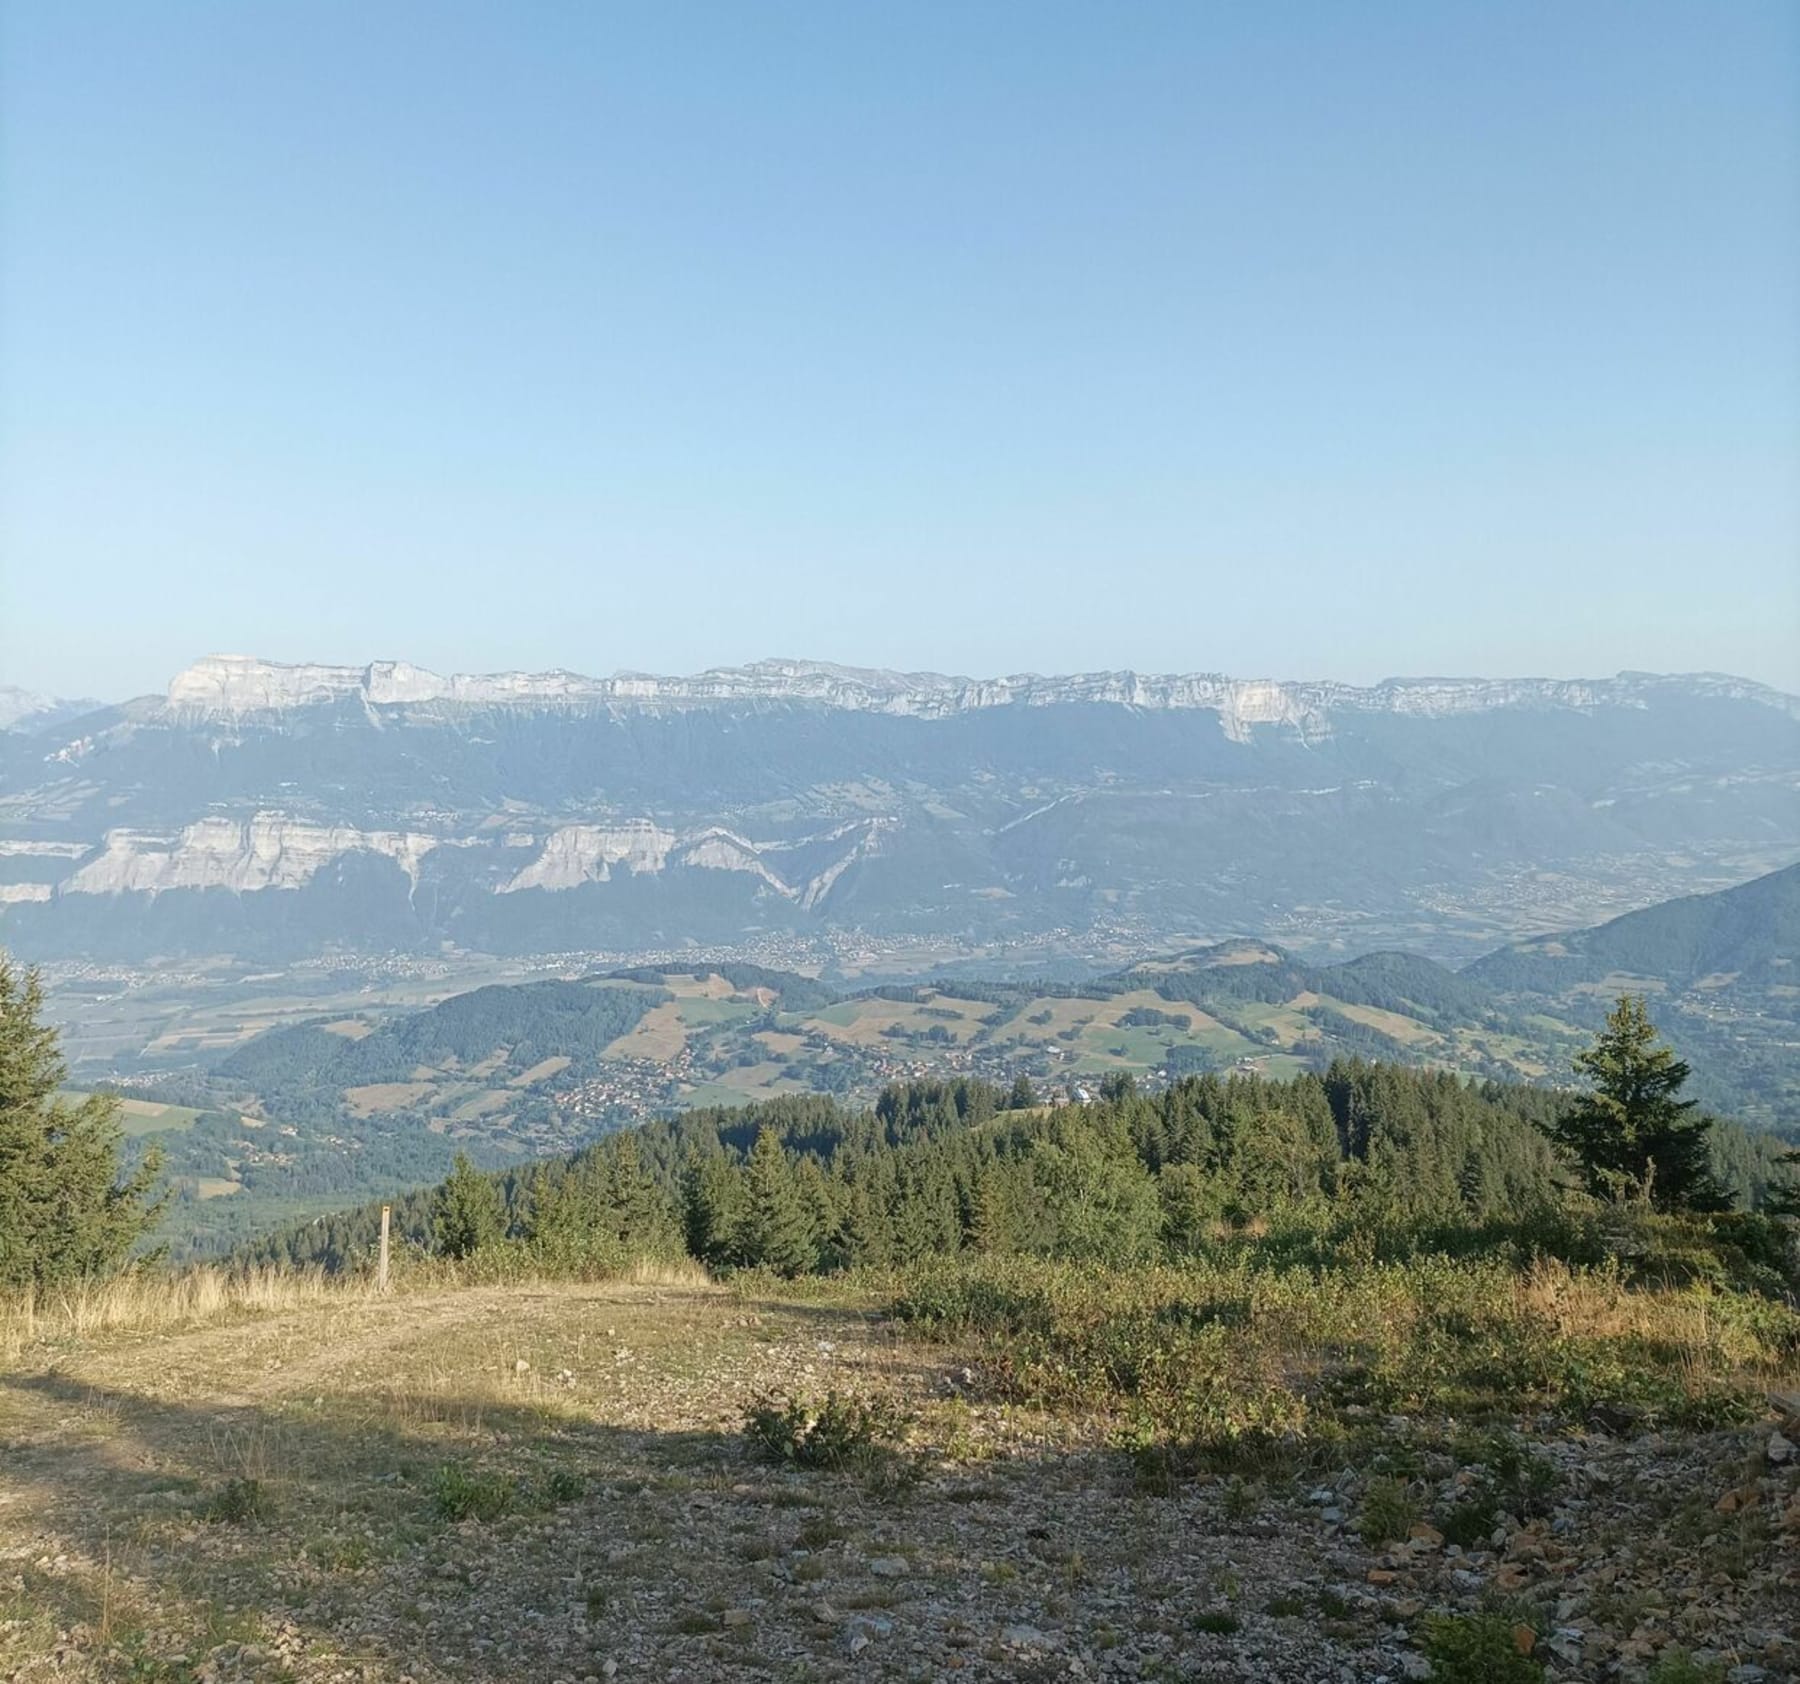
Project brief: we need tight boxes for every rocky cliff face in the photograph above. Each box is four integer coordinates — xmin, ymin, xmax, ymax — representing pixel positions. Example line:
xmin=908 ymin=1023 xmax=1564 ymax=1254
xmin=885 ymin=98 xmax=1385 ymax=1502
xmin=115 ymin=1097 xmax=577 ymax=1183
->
xmin=157 ymin=654 xmax=1800 ymax=738
xmin=62 ymin=815 xmax=444 ymax=896
xmin=3 ymin=656 xmax=1795 ymax=964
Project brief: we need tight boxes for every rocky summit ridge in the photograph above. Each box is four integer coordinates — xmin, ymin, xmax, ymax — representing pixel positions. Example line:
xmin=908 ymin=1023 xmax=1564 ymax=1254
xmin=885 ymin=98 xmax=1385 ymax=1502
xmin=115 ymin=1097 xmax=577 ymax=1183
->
xmin=161 ymin=653 xmax=1800 ymax=738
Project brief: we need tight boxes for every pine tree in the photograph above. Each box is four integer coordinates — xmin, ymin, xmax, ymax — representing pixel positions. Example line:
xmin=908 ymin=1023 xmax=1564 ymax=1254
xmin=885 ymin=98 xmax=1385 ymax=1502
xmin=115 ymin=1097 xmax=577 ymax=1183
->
xmin=1761 ymin=1146 xmax=1800 ymax=1219
xmin=1547 ymin=996 xmax=1727 ymax=1212
xmin=525 ymin=1160 xmax=604 ymax=1269
xmin=602 ymin=1133 xmax=678 ymax=1256
xmin=1006 ymin=1073 xmax=1038 ymax=1111
xmin=840 ymin=1171 xmax=896 ymax=1269
xmin=434 ymin=1150 xmax=504 ymax=1258
xmin=739 ymin=1127 xmax=817 ymax=1276
xmin=0 ymin=956 xmax=164 ymax=1290
xmin=681 ymin=1147 xmax=745 ymax=1267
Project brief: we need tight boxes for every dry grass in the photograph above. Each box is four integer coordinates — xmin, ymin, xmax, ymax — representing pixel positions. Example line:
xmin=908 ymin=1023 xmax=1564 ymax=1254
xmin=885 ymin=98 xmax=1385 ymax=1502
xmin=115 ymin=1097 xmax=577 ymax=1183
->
xmin=1 ymin=1254 xmax=713 ymax=1365
xmin=0 ymin=1265 xmax=352 ymax=1361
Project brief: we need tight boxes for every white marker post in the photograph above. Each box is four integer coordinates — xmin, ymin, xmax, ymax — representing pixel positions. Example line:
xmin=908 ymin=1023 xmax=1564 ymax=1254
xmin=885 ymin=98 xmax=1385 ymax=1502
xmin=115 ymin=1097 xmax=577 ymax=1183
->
xmin=378 ymin=1204 xmax=391 ymax=1294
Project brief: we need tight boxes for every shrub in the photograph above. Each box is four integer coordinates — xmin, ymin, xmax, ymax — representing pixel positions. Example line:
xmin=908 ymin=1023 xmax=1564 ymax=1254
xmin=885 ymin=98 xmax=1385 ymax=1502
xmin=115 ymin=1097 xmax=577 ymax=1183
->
xmin=1190 ymin=1611 xmax=1240 ymax=1634
xmin=431 ymin=1462 xmax=514 ymax=1523
xmin=742 ymin=1390 xmax=905 ymax=1470
xmin=1439 ymin=1430 xmax=1559 ymax=1546
xmin=1221 ymin=1476 xmax=1260 ymax=1520
xmin=202 ymin=1476 xmax=272 ymax=1525
xmin=1358 ymin=1476 xmax=1420 ymax=1546
xmin=540 ymin=1467 xmax=585 ymax=1505
xmin=1438 ymin=1491 xmax=1500 ymax=1549
xmin=1421 ymin=1614 xmax=1545 ymax=1683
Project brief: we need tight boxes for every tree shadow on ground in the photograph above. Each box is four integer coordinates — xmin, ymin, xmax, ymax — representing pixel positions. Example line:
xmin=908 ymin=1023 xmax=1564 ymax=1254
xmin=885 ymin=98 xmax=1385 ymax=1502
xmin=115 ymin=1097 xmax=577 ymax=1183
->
xmin=2 ymin=1367 xmax=832 ymax=1683
xmin=0 ymin=1313 xmax=1398 ymax=1684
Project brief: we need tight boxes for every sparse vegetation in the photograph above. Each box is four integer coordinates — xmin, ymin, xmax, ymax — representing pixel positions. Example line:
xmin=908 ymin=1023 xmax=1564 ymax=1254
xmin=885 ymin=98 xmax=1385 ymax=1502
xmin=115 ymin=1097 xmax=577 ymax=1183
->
xmin=430 ymin=1461 xmax=515 ymax=1523
xmin=201 ymin=1476 xmax=273 ymax=1525
xmin=742 ymin=1389 xmax=906 ymax=1470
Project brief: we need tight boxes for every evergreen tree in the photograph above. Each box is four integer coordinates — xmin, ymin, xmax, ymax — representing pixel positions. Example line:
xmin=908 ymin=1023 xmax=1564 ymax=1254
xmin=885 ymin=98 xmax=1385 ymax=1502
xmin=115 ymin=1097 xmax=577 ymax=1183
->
xmin=0 ymin=956 xmax=164 ymax=1290
xmin=433 ymin=1150 xmax=504 ymax=1258
xmin=739 ymin=1127 xmax=818 ymax=1276
xmin=1761 ymin=1145 xmax=1800 ymax=1219
xmin=681 ymin=1147 xmax=745 ymax=1267
xmin=1547 ymin=997 xmax=1727 ymax=1212
xmin=602 ymin=1133 xmax=679 ymax=1256
xmin=1006 ymin=1073 xmax=1038 ymax=1110
xmin=840 ymin=1170 xmax=896 ymax=1269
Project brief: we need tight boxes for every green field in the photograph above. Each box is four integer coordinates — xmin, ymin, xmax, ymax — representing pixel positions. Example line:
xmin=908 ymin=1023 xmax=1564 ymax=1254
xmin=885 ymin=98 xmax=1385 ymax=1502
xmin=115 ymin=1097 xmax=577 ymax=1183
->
xmin=63 ymin=1092 xmax=203 ymax=1137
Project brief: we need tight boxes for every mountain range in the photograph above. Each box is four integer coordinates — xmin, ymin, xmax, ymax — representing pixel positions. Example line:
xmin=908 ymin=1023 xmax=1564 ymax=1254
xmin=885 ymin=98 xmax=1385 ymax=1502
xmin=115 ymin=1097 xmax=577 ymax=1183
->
xmin=3 ymin=654 xmax=1797 ymax=965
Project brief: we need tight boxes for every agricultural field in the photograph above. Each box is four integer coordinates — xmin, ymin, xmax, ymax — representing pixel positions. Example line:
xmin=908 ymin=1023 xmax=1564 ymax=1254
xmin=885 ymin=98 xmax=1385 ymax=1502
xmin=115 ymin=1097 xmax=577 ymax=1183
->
xmin=62 ymin=1092 xmax=204 ymax=1137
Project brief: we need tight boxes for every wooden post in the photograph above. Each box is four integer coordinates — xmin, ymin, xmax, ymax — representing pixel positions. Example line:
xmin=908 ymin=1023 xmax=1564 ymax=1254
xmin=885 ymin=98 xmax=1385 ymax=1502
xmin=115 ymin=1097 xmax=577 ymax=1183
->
xmin=378 ymin=1204 xmax=391 ymax=1294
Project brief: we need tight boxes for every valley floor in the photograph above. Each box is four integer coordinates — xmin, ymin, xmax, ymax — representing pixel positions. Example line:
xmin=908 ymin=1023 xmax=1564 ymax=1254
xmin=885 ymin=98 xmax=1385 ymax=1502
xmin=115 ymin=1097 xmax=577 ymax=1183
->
xmin=1 ymin=1279 xmax=1795 ymax=1683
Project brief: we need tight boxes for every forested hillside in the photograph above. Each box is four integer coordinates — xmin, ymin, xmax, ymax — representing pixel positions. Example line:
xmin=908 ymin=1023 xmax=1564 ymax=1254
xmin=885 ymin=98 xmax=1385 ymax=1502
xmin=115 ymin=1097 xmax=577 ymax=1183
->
xmin=245 ymin=1064 xmax=1799 ymax=1279
xmin=1471 ymin=862 xmax=1800 ymax=991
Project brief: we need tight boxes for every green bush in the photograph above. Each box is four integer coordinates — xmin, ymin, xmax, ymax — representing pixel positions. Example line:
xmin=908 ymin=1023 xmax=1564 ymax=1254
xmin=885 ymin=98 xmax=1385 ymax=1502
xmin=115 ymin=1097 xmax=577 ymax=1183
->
xmin=539 ymin=1467 xmax=585 ymax=1505
xmin=430 ymin=1462 xmax=514 ymax=1523
xmin=1358 ymin=1476 xmax=1420 ymax=1546
xmin=1421 ymin=1614 xmax=1544 ymax=1683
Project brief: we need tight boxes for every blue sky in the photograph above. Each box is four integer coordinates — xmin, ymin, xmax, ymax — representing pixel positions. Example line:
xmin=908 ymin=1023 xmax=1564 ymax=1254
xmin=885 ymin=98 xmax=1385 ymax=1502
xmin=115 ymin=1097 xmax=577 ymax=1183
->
xmin=2 ymin=1 xmax=1796 ymax=700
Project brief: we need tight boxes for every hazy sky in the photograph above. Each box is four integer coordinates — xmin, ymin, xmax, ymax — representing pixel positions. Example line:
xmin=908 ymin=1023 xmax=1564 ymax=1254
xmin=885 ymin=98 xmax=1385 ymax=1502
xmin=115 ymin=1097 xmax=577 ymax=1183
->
xmin=3 ymin=1 xmax=1797 ymax=701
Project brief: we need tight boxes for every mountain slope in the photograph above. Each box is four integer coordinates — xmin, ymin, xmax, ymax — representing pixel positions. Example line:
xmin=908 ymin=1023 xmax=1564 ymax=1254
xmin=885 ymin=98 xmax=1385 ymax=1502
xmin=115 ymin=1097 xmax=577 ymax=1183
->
xmin=1469 ymin=862 xmax=1800 ymax=991
xmin=0 ymin=686 xmax=106 ymax=733
xmin=1468 ymin=862 xmax=1800 ymax=1127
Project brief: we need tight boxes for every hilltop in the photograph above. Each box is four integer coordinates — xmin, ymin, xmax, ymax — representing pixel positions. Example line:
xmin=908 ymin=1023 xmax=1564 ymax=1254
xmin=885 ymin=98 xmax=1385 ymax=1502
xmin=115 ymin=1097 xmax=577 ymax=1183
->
xmin=3 ymin=1259 xmax=1797 ymax=1684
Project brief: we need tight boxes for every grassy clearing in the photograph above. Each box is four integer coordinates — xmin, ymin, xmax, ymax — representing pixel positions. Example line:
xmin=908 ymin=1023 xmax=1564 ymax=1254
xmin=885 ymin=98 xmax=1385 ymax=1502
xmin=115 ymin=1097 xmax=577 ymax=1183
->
xmin=603 ymin=998 xmax=689 ymax=1060
xmin=0 ymin=1264 xmax=352 ymax=1361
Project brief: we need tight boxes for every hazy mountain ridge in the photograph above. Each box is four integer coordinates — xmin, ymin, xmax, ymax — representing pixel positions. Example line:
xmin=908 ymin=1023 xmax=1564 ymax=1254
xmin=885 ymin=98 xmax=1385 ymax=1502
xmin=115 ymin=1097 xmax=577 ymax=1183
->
xmin=158 ymin=652 xmax=1800 ymax=730
xmin=3 ymin=655 xmax=1796 ymax=965
xmin=0 ymin=685 xmax=106 ymax=734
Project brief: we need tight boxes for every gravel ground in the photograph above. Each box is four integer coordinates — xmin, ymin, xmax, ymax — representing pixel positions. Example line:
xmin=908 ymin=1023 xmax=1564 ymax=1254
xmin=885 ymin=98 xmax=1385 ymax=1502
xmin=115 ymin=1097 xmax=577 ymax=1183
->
xmin=1 ymin=1281 xmax=1794 ymax=1683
